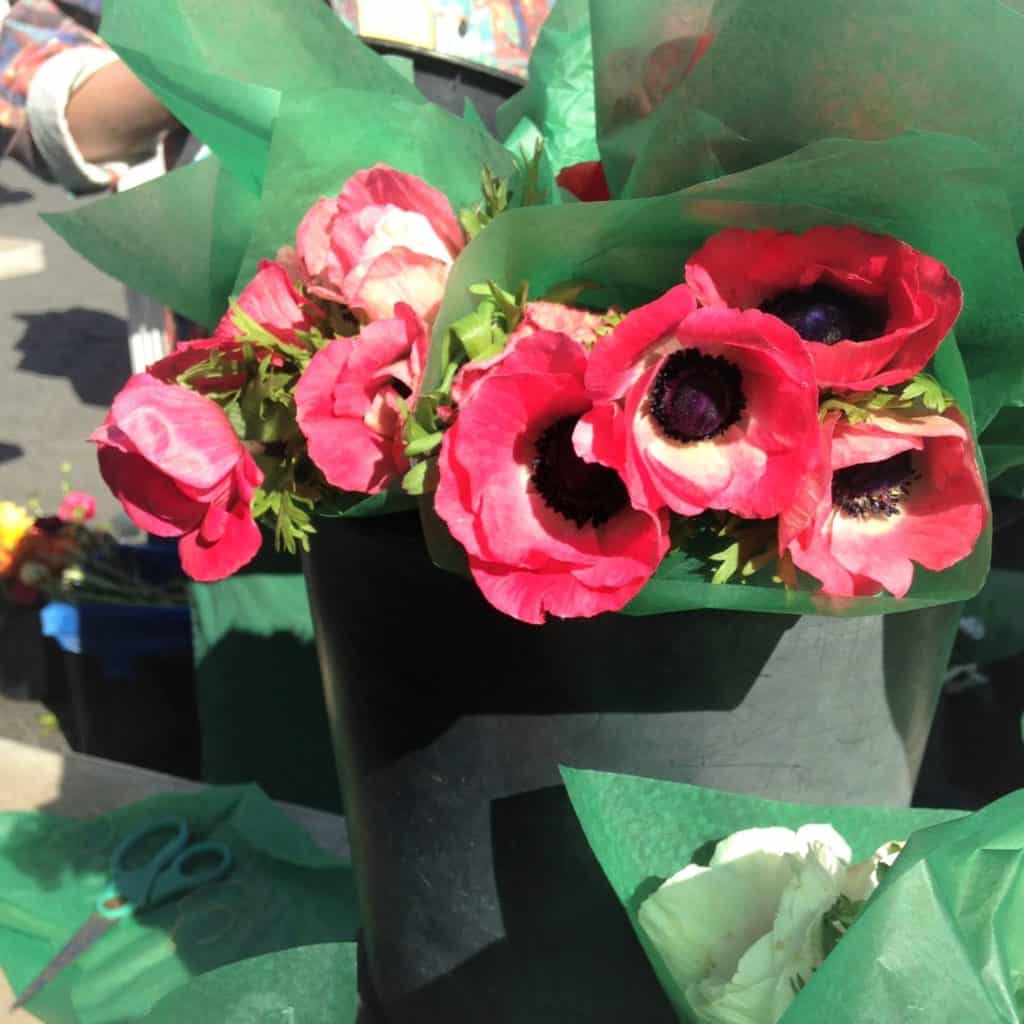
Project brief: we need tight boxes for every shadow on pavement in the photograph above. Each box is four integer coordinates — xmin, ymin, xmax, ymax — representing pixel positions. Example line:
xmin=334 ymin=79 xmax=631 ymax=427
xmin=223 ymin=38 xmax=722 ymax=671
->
xmin=0 ymin=183 xmax=33 ymax=205
xmin=0 ymin=442 xmax=24 ymax=463
xmin=13 ymin=308 xmax=130 ymax=407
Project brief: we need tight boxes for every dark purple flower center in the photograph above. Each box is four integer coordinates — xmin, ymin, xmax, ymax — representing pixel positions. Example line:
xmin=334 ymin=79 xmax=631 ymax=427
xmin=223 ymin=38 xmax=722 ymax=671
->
xmin=760 ymin=284 xmax=887 ymax=345
xmin=531 ymin=415 xmax=630 ymax=528
xmin=650 ymin=349 xmax=745 ymax=442
xmin=832 ymin=450 xmax=916 ymax=518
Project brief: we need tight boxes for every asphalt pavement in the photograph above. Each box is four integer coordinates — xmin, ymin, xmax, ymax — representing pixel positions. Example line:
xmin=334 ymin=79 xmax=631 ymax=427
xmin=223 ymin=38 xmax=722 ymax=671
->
xmin=1 ymin=158 xmax=130 ymax=522
xmin=1 ymin=157 xmax=135 ymax=755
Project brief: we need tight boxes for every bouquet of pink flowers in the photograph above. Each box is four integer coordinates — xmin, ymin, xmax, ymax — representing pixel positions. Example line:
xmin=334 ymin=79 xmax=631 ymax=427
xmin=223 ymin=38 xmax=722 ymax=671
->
xmin=88 ymin=158 xmax=988 ymax=623
xmin=53 ymin=0 xmax=1024 ymax=625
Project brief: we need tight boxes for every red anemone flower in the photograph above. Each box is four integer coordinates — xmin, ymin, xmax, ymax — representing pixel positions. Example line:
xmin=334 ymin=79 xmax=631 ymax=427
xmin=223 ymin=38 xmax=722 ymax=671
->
xmin=685 ymin=226 xmax=962 ymax=391
xmin=556 ymin=161 xmax=611 ymax=202
xmin=585 ymin=285 xmax=820 ymax=519
xmin=780 ymin=410 xmax=987 ymax=598
xmin=436 ymin=330 xmax=669 ymax=624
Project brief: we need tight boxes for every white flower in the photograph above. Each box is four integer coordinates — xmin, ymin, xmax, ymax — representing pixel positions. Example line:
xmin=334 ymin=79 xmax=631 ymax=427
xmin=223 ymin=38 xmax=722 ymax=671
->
xmin=841 ymin=840 xmax=905 ymax=903
xmin=638 ymin=826 xmax=902 ymax=1024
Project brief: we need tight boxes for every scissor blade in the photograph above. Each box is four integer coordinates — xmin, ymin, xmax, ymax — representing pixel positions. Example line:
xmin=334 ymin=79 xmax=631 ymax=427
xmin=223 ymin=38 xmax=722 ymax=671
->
xmin=10 ymin=913 xmax=117 ymax=1010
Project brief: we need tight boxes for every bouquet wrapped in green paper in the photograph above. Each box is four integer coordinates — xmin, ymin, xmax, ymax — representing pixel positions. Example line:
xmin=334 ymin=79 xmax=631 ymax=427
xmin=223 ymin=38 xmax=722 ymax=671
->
xmin=49 ymin=0 xmax=1024 ymax=623
xmin=563 ymin=768 xmax=1024 ymax=1023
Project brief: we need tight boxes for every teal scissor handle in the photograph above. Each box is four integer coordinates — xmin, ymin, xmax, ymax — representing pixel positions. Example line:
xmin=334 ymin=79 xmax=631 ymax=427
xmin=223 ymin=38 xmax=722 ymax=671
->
xmin=97 ymin=817 xmax=233 ymax=919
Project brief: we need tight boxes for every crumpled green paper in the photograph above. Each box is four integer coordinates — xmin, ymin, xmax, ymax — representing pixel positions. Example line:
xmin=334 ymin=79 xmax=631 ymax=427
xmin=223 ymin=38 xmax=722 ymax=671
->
xmin=496 ymin=0 xmax=598 ymax=202
xmin=589 ymin=0 xmax=1024 ymax=223
xmin=0 ymin=786 xmax=358 ymax=1023
xmin=562 ymin=766 xmax=1019 ymax=1023
xmin=43 ymin=156 xmax=257 ymax=330
xmin=139 ymin=943 xmax=358 ymax=1024
xmin=234 ymin=87 xmax=513 ymax=291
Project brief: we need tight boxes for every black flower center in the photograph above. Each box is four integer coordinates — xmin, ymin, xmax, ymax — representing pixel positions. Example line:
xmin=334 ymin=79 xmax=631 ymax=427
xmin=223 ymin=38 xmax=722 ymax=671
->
xmin=650 ymin=349 xmax=745 ymax=442
xmin=531 ymin=416 xmax=630 ymax=528
xmin=832 ymin=450 xmax=916 ymax=518
xmin=389 ymin=377 xmax=412 ymax=400
xmin=760 ymin=284 xmax=887 ymax=345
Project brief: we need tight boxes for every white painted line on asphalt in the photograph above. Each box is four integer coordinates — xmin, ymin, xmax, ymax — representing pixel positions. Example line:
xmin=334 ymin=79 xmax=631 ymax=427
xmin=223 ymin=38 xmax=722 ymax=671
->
xmin=0 ymin=237 xmax=46 ymax=281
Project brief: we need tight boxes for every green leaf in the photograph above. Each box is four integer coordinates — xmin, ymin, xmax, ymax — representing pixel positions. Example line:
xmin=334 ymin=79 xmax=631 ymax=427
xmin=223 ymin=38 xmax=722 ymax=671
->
xmin=450 ymin=301 xmax=502 ymax=361
xmin=514 ymin=138 xmax=549 ymax=208
xmin=822 ymin=894 xmax=867 ymax=958
xmin=819 ymin=397 xmax=873 ymax=424
xmin=229 ymin=302 xmax=286 ymax=350
xmin=223 ymin=397 xmax=246 ymax=437
xmin=404 ymin=432 xmax=443 ymax=458
xmin=900 ymin=373 xmax=955 ymax=413
xmin=458 ymin=164 xmax=513 ymax=240
xmin=709 ymin=541 xmax=741 ymax=585
xmin=483 ymin=279 xmax=528 ymax=333
xmin=401 ymin=460 xmax=430 ymax=496
xmin=651 ymin=548 xmax=707 ymax=582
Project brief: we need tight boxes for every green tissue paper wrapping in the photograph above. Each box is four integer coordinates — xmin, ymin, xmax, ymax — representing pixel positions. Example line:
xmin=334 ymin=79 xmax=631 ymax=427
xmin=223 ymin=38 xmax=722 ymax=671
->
xmin=0 ymin=786 xmax=358 ymax=1023
xmin=139 ymin=943 xmax=358 ymax=1024
xmin=588 ymin=0 xmax=1024 ymax=219
xmin=496 ymin=0 xmax=598 ymax=202
xmin=44 ymin=157 xmax=258 ymax=331
xmin=563 ymin=768 xmax=1024 ymax=1023
xmin=235 ymin=86 xmax=513 ymax=291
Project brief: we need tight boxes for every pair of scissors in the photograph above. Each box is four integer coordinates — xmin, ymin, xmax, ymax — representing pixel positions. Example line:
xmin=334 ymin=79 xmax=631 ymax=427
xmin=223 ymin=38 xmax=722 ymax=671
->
xmin=11 ymin=817 xmax=233 ymax=1010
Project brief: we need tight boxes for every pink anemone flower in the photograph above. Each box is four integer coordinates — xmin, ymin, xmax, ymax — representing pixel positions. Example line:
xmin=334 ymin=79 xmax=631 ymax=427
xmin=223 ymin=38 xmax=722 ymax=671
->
xmin=280 ymin=164 xmax=463 ymax=324
xmin=91 ymin=375 xmax=263 ymax=581
xmin=685 ymin=225 xmax=962 ymax=391
xmin=585 ymin=285 xmax=820 ymax=519
xmin=295 ymin=304 xmax=429 ymax=494
xmin=435 ymin=330 xmax=669 ymax=624
xmin=780 ymin=410 xmax=987 ymax=598
xmin=57 ymin=491 xmax=96 ymax=523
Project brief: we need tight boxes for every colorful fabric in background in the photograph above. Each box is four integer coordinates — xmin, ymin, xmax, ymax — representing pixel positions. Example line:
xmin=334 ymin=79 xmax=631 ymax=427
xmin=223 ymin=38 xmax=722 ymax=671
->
xmin=0 ymin=0 xmax=104 ymax=177
xmin=329 ymin=0 xmax=551 ymax=77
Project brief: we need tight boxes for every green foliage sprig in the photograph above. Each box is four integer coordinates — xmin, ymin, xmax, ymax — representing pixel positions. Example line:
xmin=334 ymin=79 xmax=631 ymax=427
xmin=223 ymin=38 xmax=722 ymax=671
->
xmin=820 ymin=372 xmax=956 ymax=423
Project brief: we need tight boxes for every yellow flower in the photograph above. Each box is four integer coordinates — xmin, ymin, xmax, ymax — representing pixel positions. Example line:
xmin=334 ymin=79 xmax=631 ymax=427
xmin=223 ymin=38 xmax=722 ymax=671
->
xmin=0 ymin=502 xmax=34 ymax=576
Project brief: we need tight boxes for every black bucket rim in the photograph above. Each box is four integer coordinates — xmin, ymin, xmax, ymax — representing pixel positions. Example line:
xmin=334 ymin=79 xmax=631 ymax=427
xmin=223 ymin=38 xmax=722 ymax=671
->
xmin=365 ymin=38 xmax=524 ymax=98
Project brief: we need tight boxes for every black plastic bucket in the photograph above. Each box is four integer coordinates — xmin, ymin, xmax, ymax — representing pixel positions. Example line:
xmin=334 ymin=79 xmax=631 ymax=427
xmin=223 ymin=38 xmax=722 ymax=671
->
xmin=303 ymin=512 xmax=960 ymax=1023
